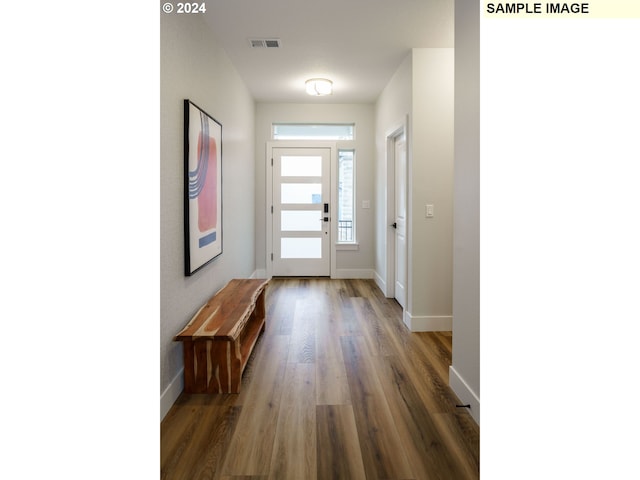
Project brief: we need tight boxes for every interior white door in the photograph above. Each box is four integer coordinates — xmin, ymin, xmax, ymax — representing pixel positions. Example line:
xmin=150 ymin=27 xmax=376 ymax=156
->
xmin=272 ymin=147 xmax=331 ymax=276
xmin=394 ymin=135 xmax=407 ymax=308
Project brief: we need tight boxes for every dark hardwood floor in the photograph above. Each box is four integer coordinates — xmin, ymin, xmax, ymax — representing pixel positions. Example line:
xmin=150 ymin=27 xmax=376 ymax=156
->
xmin=161 ymin=278 xmax=479 ymax=479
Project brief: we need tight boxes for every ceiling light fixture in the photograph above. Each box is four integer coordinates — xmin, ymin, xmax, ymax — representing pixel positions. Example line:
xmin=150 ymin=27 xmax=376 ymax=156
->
xmin=305 ymin=78 xmax=333 ymax=96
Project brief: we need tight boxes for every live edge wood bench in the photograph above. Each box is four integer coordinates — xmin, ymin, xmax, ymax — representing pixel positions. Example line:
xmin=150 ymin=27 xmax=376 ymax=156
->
xmin=174 ymin=279 xmax=269 ymax=394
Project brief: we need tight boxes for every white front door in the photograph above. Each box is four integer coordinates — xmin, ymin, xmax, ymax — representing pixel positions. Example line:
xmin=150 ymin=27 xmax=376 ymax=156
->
xmin=272 ymin=147 xmax=331 ymax=276
xmin=394 ymin=135 xmax=407 ymax=308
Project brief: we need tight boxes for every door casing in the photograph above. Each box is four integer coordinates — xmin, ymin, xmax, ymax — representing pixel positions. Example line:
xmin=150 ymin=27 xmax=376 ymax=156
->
xmin=393 ymin=134 xmax=407 ymax=308
xmin=385 ymin=117 xmax=409 ymax=314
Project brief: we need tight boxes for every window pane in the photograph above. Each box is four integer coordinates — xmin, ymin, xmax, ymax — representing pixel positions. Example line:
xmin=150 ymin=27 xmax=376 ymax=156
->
xmin=281 ymin=156 xmax=322 ymax=177
xmin=273 ymin=124 xmax=354 ymax=140
xmin=338 ymin=150 xmax=355 ymax=242
xmin=281 ymin=211 xmax=322 ymax=231
xmin=281 ymin=238 xmax=322 ymax=258
xmin=281 ymin=183 xmax=322 ymax=204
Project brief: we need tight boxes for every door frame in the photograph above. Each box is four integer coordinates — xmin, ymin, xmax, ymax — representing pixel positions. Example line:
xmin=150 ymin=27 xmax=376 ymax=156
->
xmin=266 ymin=141 xmax=337 ymax=279
xmin=385 ymin=117 xmax=409 ymax=305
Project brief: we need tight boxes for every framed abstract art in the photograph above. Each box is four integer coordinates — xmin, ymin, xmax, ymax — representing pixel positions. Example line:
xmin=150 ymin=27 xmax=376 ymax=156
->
xmin=184 ymin=100 xmax=222 ymax=276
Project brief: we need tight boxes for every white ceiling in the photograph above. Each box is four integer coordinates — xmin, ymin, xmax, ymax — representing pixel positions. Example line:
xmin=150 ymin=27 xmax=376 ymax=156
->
xmin=202 ymin=0 xmax=453 ymax=104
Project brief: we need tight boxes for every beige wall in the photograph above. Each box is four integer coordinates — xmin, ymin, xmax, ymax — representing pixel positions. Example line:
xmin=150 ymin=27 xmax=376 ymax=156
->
xmin=254 ymin=103 xmax=375 ymax=276
xmin=374 ymin=49 xmax=455 ymax=331
xmin=160 ymin=13 xmax=256 ymax=418
xmin=374 ymin=54 xmax=412 ymax=290
xmin=451 ymin=0 xmax=481 ymax=424
xmin=408 ymin=48 xmax=455 ymax=329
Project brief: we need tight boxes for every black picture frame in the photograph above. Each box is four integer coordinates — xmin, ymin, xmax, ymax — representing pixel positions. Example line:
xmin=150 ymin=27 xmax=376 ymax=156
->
xmin=184 ymin=99 xmax=223 ymax=276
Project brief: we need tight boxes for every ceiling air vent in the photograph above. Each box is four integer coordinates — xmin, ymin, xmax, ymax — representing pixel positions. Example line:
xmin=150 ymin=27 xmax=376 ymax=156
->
xmin=249 ymin=38 xmax=281 ymax=48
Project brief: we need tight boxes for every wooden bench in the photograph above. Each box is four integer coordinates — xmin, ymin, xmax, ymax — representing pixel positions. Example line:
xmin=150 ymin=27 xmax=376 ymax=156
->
xmin=174 ymin=278 xmax=269 ymax=394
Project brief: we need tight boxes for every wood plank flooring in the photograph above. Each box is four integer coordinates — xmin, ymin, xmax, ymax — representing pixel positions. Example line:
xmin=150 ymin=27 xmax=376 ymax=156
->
xmin=161 ymin=278 xmax=479 ymax=479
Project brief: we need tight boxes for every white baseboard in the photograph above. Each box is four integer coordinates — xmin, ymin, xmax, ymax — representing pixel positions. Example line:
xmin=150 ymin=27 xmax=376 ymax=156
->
xmin=332 ymin=268 xmax=374 ymax=279
xmin=449 ymin=365 xmax=480 ymax=425
xmin=403 ymin=312 xmax=452 ymax=331
xmin=160 ymin=368 xmax=184 ymax=421
xmin=374 ymin=271 xmax=387 ymax=295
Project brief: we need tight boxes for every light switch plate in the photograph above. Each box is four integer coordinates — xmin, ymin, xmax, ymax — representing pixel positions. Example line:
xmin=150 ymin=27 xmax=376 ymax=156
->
xmin=426 ymin=204 xmax=434 ymax=217
xmin=362 ymin=200 xmax=370 ymax=209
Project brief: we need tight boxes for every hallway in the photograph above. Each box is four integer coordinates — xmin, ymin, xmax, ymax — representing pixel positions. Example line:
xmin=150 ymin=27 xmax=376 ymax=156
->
xmin=161 ymin=278 xmax=479 ymax=479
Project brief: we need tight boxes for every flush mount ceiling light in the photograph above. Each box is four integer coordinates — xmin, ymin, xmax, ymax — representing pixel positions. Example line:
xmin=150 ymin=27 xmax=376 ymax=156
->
xmin=305 ymin=78 xmax=333 ymax=96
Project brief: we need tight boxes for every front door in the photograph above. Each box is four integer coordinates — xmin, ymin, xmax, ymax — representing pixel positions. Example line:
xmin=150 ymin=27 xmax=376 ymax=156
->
xmin=272 ymin=147 xmax=331 ymax=276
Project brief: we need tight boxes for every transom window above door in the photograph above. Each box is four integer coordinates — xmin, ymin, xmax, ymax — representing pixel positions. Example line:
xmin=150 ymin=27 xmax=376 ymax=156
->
xmin=272 ymin=123 xmax=354 ymax=140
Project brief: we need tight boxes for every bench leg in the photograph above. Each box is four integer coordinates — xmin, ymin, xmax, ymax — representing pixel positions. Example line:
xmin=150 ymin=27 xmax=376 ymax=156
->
xmin=181 ymin=340 xmax=209 ymax=393
xmin=182 ymin=340 xmax=243 ymax=394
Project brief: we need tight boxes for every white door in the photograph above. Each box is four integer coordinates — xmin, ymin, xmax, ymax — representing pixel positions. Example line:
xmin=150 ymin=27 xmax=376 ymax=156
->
xmin=272 ymin=147 xmax=331 ymax=276
xmin=394 ymin=135 xmax=407 ymax=308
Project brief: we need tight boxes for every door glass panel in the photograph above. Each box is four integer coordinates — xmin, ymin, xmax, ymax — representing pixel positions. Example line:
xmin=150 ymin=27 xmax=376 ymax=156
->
xmin=281 ymin=183 xmax=322 ymax=204
xmin=281 ymin=238 xmax=322 ymax=258
xmin=281 ymin=211 xmax=322 ymax=231
xmin=281 ymin=156 xmax=322 ymax=177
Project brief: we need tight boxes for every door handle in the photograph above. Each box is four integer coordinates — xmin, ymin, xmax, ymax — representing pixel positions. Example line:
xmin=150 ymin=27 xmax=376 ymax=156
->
xmin=390 ymin=222 xmax=397 ymax=229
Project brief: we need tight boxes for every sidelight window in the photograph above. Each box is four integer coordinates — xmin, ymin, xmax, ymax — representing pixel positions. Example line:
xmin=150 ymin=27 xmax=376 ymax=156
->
xmin=338 ymin=149 xmax=355 ymax=243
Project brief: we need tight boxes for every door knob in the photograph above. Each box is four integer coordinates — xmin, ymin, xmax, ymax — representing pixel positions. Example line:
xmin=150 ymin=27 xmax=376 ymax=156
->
xmin=390 ymin=222 xmax=397 ymax=229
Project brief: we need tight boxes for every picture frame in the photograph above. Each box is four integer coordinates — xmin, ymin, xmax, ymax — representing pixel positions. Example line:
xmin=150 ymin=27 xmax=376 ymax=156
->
xmin=184 ymin=99 xmax=223 ymax=276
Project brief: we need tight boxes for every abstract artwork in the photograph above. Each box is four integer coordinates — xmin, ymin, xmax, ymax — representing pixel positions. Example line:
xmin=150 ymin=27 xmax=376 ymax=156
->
xmin=184 ymin=100 xmax=222 ymax=275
